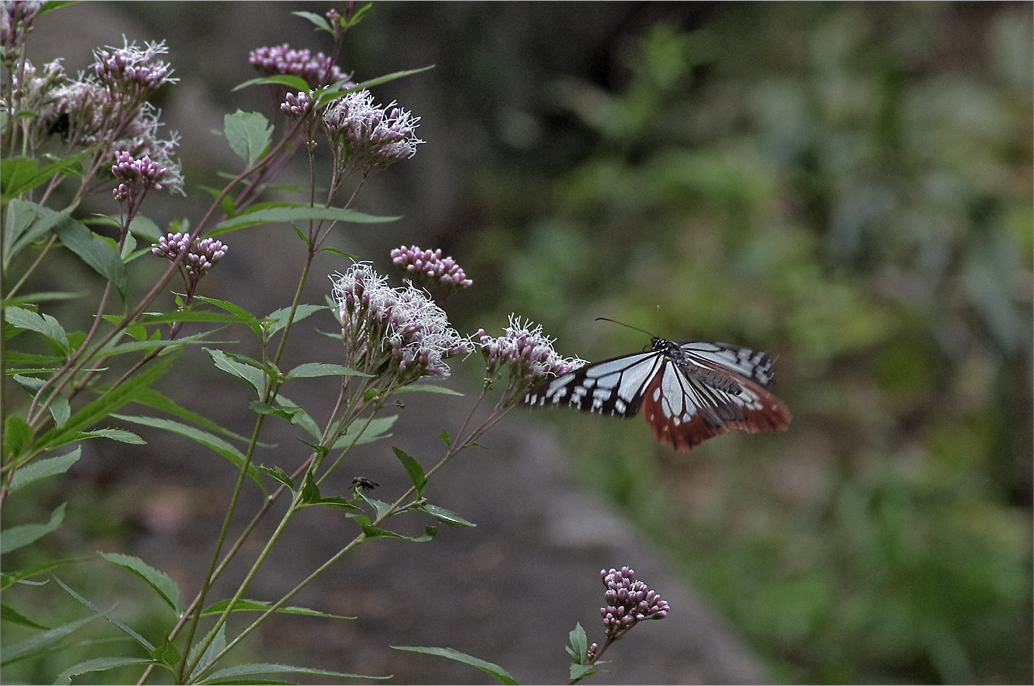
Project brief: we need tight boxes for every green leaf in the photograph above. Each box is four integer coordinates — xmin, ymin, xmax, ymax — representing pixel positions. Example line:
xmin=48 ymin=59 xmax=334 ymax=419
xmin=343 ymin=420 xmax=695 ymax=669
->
xmin=285 ymin=362 xmax=370 ymax=379
xmin=3 ymin=199 xmax=75 ymax=268
xmin=331 ymin=415 xmax=398 ymax=448
xmin=232 ymin=74 xmax=312 ymax=93
xmin=257 ymin=465 xmax=294 ymax=491
xmin=52 ymin=211 xmax=127 ymax=300
xmin=198 ymin=662 xmax=388 ymax=684
xmin=390 ymin=646 xmax=518 ymax=685
xmin=0 ymin=613 xmax=101 ymax=667
xmin=55 ymin=577 xmax=154 ymax=651
xmin=394 ymin=383 xmax=464 ymax=396
xmin=1 ymin=602 xmax=49 ymax=630
xmin=419 ymin=503 xmax=476 ymax=528
xmin=300 ymin=470 xmax=321 ymax=504
xmin=224 ymin=110 xmax=273 ymax=168
xmin=570 ymin=662 xmax=598 ymax=681
xmin=200 ymin=598 xmax=355 ymax=620
xmin=206 ymin=347 xmax=268 ymax=396
xmin=292 ymin=10 xmax=331 ymax=31
xmin=99 ymin=552 xmax=181 ymax=613
xmin=392 ymin=446 xmax=426 ymax=496
xmin=5 ymin=305 xmax=70 ymax=351
xmin=9 ymin=447 xmax=81 ymax=491
xmin=150 ymin=637 xmax=180 ymax=669
xmin=80 ymin=427 xmax=146 ymax=444
xmin=568 ymin=622 xmax=588 ymax=662
xmin=0 ymin=555 xmax=93 ymax=590
xmin=3 ymin=415 xmax=34 ymax=460
xmin=274 ymin=395 xmax=320 ymax=439
xmin=314 ymin=66 xmax=435 ymax=108
xmin=0 ymin=152 xmax=88 ymax=204
xmin=0 ymin=503 xmax=66 ymax=554
xmin=54 ymin=657 xmax=158 ymax=685
xmin=111 ymin=413 xmax=266 ymax=493
xmin=34 ymin=352 xmax=176 ymax=453
xmin=210 ymin=204 xmax=397 ymax=236
xmin=192 ymin=295 xmax=264 ymax=339
xmin=264 ymin=303 xmax=327 ymax=336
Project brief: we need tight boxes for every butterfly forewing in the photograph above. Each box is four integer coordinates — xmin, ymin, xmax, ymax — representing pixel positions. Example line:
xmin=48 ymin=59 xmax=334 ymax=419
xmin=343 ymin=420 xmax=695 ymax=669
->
xmin=524 ymin=351 xmax=662 ymax=417
xmin=521 ymin=336 xmax=791 ymax=451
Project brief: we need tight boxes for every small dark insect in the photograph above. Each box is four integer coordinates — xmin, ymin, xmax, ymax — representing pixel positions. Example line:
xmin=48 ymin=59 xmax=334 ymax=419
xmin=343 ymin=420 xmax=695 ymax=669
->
xmin=352 ymin=477 xmax=378 ymax=492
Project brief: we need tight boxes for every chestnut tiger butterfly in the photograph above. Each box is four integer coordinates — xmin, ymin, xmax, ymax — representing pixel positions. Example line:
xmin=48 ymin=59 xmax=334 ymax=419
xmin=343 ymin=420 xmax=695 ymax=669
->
xmin=521 ymin=320 xmax=791 ymax=451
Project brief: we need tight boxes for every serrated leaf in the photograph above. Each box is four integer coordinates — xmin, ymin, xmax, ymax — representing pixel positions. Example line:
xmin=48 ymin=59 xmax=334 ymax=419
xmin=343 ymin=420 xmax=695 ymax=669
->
xmin=570 ymin=662 xmax=598 ymax=681
xmin=5 ymin=305 xmax=70 ymax=351
xmin=257 ymin=465 xmax=295 ymax=491
xmin=224 ymin=110 xmax=272 ymax=168
xmin=80 ymin=427 xmax=146 ymax=444
xmin=0 ymin=503 xmax=66 ymax=554
xmin=331 ymin=414 xmax=397 ymax=448
xmin=392 ymin=446 xmax=426 ymax=496
xmin=9 ymin=447 xmax=81 ymax=491
xmin=300 ymin=470 xmax=321 ymax=504
xmin=99 ymin=552 xmax=180 ymax=613
xmin=3 ymin=199 xmax=79 ymax=268
xmin=197 ymin=662 xmax=388 ymax=684
xmin=34 ymin=350 xmax=176 ymax=453
xmin=200 ymin=599 xmax=355 ymax=620
xmin=210 ymin=204 xmax=397 ymax=236
xmin=264 ymin=303 xmax=327 ymax=336
xmin=54 ymin=657 xmax=157 ymax=685
xmin=111 ymin=413 xmax=266 ymax=493
xmin=3 ymin=415 xmax=33 ymax=459
xmin=206 ymin=347 xmax=268 ymax=396
xmin=55 ymin=577 xmax=156 ymax=653
xmin=419 ymin=503 xmax=475 ymax=528
xmin=150 ymin=637 xmax=180 ymax=669
xmin=52 ymin=212 xmax=127 ymax=299
xmin=394 ymin=383 xmax=464 ymax=396
xmin=0 ymin=613 xmax=101 ymax=667
xmin=1 ymin=602 xmax=49 ymax=630
xmin=390 ymin=646 xmax=517 ymax=685
xmin=568 ymin=622 xmax=588 ymax=662
xmin=285 ymin=362 xmax=370 ymax=379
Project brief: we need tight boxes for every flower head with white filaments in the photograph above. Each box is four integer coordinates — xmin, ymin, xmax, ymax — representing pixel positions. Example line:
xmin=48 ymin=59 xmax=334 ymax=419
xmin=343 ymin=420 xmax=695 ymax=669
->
xmin=323 ymin=89 xmax=424 ymax=177
xmin=473 ymin=315 xmax=585 ymax=408
xmin=331 ymin=262 xmax=469 ymax=388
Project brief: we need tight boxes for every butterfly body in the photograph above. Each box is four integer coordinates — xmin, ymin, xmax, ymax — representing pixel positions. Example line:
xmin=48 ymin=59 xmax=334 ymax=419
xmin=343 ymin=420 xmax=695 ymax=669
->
xmin=522 ymin=337 xmax=791 ymax=451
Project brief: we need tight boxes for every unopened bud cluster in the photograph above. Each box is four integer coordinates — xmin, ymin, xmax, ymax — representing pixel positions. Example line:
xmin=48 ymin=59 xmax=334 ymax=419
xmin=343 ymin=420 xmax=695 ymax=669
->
xmin=152 ymin=233 xmax=227 ymax=293
xmin=249 ymin=43 xmax=348 ymax=89
xmin=112 ymin=150 xmax=172 ymax=203
xmin=391 ymin=245 xmax=472 ymax=296
xmin=600 ymin=567 xmax=669 ymax=641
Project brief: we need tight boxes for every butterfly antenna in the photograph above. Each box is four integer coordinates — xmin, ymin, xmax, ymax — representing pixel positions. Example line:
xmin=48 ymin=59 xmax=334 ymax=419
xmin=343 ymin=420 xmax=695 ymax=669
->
xmin=595 ymin=317 xmax=657 ymax=338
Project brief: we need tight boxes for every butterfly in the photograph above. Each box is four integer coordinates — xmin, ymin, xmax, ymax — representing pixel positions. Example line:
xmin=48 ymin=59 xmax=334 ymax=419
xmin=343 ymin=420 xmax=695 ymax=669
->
xmin=522 ymin=335 xmax=791 ymax=451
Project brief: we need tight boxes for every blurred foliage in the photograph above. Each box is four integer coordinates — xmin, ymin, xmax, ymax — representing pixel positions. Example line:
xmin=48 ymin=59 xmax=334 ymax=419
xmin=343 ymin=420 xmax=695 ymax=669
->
xmin=469 ymin=3 xmax=1032 ymax=683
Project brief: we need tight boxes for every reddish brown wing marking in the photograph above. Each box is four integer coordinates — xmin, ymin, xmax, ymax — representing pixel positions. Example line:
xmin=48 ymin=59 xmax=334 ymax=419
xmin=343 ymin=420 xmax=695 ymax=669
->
xmin=641 ymin=360 xmax=791 ymax=452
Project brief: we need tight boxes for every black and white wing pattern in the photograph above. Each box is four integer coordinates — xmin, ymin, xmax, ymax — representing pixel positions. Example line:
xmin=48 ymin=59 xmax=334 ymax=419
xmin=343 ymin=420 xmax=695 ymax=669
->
xmin=521 ymin=337 xmax=791 ymax=451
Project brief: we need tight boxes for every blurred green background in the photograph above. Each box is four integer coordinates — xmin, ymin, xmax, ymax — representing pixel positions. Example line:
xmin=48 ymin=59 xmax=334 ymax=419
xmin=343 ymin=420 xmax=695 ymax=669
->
xmin=8 ymin=2 xmax=1033 ymax=684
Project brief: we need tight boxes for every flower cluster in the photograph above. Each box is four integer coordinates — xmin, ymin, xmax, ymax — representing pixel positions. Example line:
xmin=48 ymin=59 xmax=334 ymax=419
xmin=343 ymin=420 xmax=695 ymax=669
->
xmin=93 ymin=38 xmax=177 ymax=102
xmin=112 ymin=150 xmax=175 ymax=207
xmin=152 ymin=233 xmax=227 ymax=298
xmin=249 ymin=43 xmax=348 ymax=89
xmin=473 ymin=315 xmax=584 ymax=406
xmin=1 ymin=0 xmax=45 ymax=63
xmin=281 ymin=91 xmax=312 ymax=119
xmin=323 ymin=90 xmax=424 ymax=175
xmin=599 ymin=567 xmax=670 ymax=641
xmin=390 ymin=245 xmax=472 ymax=296
xmin=331 ymin=262 xmax=469 ymax=386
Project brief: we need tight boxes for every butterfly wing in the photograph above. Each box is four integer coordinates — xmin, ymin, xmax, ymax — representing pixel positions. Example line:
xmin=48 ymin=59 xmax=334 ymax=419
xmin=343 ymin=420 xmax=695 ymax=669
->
xmin=642 ymin=356 xmax=791 ymax=451
xmin=522 ymin=350 xmax=662 ymax=417
xmin=677 ymin=341 xmax=778 ymax=386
